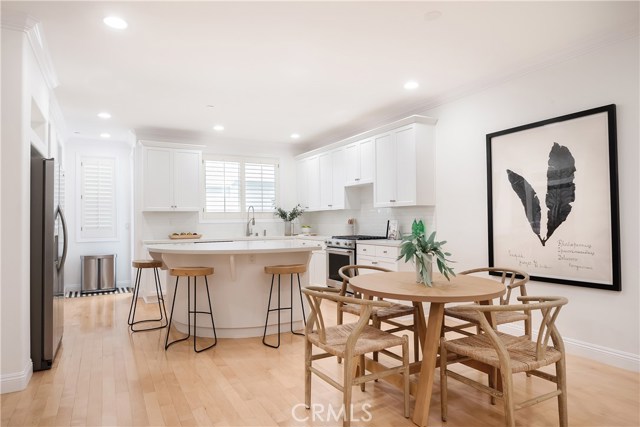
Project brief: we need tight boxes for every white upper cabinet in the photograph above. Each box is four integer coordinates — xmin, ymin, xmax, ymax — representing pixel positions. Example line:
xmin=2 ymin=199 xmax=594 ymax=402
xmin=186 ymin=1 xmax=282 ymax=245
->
xmin=373 ymin=122 xmax=435 ymax=207
xmin=142 ymin=146 xmax=201 ymax=211
xmin=318 ymin=147 xmax=346 ymax=210
xmin=297 ymin=155 xmax=320 ymax=211
xmin=344 ymin=138 xmax=374 ymax=186
xmin=296 ymin=116 xmax=436 ymax=211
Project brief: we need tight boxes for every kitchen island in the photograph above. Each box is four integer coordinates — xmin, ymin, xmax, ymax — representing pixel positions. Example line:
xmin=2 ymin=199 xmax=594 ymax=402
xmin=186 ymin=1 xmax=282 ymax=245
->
xmin=146 ymin=240 xmax=321 ymax=339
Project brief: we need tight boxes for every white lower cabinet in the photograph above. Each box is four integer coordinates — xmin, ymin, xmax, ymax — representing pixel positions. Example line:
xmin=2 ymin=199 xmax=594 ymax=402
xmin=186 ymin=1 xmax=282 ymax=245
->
xmin=309 ymin=250 xmax=327 ymax=286
xmin=357 ymin=243 xmax=412 ymax=272
xmin=298 ymin=238 xmax=327 ymax=285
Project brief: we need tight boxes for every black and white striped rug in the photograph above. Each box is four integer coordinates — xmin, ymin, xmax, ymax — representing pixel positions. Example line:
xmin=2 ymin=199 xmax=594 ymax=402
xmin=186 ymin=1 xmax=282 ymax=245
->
xmin=65 ymin=287 xmax=132 ymax=298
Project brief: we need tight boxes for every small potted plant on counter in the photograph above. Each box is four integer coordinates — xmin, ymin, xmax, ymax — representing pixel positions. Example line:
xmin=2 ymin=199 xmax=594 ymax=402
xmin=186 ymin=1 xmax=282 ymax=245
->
xmin=274 ymin=204 xmax=305 ymax=236
xmin=398 ymin=219 xmax=455 ymax=286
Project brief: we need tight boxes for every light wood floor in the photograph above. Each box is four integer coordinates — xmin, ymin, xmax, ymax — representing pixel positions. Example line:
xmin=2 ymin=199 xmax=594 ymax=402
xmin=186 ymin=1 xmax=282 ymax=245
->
xmin=1 ymin=292 xmax=638 ymax=426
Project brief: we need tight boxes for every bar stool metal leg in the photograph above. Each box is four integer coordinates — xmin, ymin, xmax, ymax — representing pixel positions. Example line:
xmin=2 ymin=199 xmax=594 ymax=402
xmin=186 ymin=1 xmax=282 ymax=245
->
xmin=129 ymin=267 xmax=168 ymax=332
xmin=262 ymin=274 xmax=281 ymax=348
xmin=263 ymin=271 xmax=306 ymax=347
xmin=165 ymin=276 xmax=190 ymax=349
xmin=290 ymin=272 xmax=305 ymax=336
xmin=165 ymin=274 xmax=217 ymax=352
xmin=193 ymin=275 xmax=217 ymax=353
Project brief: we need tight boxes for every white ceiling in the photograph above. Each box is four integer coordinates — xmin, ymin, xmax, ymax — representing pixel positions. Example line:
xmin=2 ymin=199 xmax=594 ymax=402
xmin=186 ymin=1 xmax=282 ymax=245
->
xmin=3 ymin=1 xmax=638 ymax=149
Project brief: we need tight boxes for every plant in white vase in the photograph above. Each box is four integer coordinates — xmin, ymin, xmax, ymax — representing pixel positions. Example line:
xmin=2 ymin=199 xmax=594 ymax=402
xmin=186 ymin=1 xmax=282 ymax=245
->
xmin=398 ymin=219 xmax=455 ymax=286
xmin=274 ymin=204 xmax=305 ymax=236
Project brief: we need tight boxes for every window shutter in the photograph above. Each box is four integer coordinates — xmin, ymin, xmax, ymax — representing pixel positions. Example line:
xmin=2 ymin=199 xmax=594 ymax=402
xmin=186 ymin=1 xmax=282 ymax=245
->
xmin=204 ymin=160 xmax=241 ymax=213
xmin=245 ymin=162 xmax=276 ymax=212
xmin=80 ymin=157 xmax=116 ymax=239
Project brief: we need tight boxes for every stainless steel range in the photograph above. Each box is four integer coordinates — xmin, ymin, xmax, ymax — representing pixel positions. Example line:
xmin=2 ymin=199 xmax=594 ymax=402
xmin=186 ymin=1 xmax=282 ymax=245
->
xmin=325 ymin=235 xmax=386 ymax=287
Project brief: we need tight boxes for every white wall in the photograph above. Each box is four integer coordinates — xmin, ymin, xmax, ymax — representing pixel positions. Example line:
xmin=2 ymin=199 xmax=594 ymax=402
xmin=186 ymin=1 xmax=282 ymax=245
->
xmin=421 ymin=36 xmax=639 ymax=369
xmin=0 ymin=27 xmax=33 ymax=394
xmin=302 ymin=185 xmax=436 ymax=238
xmin=64 ymin=138 xmax=133 ymax=291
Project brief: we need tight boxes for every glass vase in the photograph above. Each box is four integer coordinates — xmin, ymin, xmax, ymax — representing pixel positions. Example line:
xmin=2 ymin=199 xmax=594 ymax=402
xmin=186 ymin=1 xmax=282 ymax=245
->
xmin=415 ymin=254 xmax=433 ymax=286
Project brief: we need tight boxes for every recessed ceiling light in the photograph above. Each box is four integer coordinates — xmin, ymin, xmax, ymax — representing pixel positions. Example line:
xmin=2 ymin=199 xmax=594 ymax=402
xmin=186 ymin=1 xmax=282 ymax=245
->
xmin=103 ymin=16 xmax=128 ymax=30
xmin=97 ymin=112 xmax=111 ymax=119
xmin=213 ymin=125 xmax=224 ymax=131
xmin=100 ymin=133 xmax=111 ymax=138
xmin=424 ymin=10 xmax=443 ymax=22
xmin=290 ymin=133 xmax=300 ymax=139
xmin=404 ymin=81 xmax=419 ymax=90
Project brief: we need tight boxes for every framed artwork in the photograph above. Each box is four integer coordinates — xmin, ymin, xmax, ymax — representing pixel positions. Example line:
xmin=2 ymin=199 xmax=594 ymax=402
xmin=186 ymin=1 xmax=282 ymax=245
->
xmin=486 ymin=104 xmax=620 ymax=291
xmin=386 ymin=220 xmax=399 ymax=240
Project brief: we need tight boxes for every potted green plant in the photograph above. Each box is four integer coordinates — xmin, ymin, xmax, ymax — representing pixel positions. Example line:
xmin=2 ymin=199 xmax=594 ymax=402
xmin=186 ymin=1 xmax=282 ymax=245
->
xmin=274 ymin=204 xmax=305 ymax=236
xmin=398 ymin=219 xmax=455 ymax=286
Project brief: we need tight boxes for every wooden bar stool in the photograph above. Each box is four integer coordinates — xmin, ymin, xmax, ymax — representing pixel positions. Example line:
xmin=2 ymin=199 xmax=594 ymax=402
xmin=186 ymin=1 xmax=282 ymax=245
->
xmin=165 ymin=267 xmax=217 ymax=353
xmin=262 ymin=264 xmax=307 ymax=348
xmin=128 ymin=260 xmax=168 ymax=332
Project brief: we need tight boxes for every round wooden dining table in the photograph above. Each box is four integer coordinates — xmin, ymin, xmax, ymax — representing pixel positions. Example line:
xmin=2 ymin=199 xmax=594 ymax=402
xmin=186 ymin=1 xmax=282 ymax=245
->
xmin=349 ymin=271 xmax=506 ymax=427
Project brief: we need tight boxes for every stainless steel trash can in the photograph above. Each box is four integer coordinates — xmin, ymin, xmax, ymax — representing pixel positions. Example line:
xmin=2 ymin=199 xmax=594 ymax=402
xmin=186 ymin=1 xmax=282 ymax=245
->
xmin=81 ymin=254 xmax=116 ymax=293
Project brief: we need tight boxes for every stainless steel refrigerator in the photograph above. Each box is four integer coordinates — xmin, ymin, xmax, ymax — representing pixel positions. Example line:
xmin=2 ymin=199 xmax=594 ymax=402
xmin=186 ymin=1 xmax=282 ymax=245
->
xmin=30 ymin=150 xmax=67 ymax=371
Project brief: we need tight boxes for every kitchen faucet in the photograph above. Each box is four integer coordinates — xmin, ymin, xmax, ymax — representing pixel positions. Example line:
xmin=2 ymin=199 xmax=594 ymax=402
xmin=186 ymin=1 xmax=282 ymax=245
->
xmin=246 ymin=206 xmax=255 ymax=236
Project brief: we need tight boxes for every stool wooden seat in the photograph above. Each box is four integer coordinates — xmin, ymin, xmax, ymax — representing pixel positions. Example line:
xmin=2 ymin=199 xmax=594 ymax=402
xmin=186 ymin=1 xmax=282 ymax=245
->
xmin=165 ymin=266 xmax=217 ymax=353
xmin=132 ymin=260 xmax=163 ymax=269
xmin=262 ymin=264 xmax=307 ymax=348
xmin=170 ymin=267 xmax=215 ymax=277
xmin=128 ymin=259 xmax=168 ymax=333
xmin=264 ymin=264 xmax=307 ymax=275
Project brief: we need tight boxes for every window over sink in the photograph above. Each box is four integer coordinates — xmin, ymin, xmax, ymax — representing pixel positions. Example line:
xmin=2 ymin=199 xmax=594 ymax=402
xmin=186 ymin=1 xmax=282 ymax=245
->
xmin=202 ymin=154 xmax=279 ymax=219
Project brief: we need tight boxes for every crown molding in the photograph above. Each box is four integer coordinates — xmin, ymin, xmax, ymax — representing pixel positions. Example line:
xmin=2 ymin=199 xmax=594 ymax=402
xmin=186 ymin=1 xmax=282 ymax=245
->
xmin=1 ymin=9 xmax=59 ymax=90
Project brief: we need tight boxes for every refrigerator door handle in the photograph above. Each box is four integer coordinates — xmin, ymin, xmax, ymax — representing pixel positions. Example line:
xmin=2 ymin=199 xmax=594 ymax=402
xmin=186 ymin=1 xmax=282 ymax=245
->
xmin=56 ymin=206 xmax=68 ymax=271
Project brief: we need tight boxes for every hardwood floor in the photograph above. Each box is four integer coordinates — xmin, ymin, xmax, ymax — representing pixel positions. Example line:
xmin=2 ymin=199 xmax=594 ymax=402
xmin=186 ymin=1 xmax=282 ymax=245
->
xmin=1 ymin=292 xmax=638 ymax=426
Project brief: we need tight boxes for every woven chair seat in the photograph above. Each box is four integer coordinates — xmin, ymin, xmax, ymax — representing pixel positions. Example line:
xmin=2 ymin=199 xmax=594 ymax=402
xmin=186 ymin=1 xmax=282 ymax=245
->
xmin=306 ymin=323 xmax=406 ymax=358
xmin=341 ymin=302 xmax=415 ymax=320
xmin=444 ymin=331 xmax=562 ymax=374
xmin=445 ymin=304 xmax=529 ymax=325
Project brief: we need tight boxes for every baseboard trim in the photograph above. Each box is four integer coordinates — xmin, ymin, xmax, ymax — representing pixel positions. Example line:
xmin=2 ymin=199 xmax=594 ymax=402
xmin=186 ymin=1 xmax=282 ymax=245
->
xmin=0 ymin=359 xmax=33 ymax=394
xmin=500 ymin=324 xmax=639 ymax=372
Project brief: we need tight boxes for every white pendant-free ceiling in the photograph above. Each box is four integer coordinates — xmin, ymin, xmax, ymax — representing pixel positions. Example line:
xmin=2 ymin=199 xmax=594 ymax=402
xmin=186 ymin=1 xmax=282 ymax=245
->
xmin=3 ymin=1 xmax=638 ymax=148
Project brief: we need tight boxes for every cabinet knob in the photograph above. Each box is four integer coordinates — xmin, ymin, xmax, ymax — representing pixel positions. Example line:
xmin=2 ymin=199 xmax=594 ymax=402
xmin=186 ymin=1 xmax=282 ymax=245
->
xmin=355 ymin=178 xmax=360 ymax=181
xmin=383 ymin=250 xmax=388 ymax=254
xmin=390 ymin=199 xmax=396 ymax=202
xmin=372 ymin=261 xmax=378 ymax=265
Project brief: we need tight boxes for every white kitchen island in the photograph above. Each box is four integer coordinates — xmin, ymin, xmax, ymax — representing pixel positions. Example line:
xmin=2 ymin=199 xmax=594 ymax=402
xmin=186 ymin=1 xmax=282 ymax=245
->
xmin=146 ymin=240 xmax=321 ymax=339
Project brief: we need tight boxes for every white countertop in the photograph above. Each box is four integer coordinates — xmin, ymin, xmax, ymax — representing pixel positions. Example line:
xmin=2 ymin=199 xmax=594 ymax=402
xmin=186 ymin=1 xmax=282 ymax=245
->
xmin=146 ymin=240 xmax=322 ymax=255
xmin=358 ymin=239 xmax=404 ymax=247
xmin=144 ymin=235 xmax=328 ymax=245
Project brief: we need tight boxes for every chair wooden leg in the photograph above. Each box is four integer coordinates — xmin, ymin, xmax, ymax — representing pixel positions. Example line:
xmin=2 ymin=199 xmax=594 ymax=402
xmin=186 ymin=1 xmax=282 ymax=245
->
xmin=402 ymin=336 xmax=410 ymax=418
xmin=500 ymin=367 xmax=516 ymax=427
xmin=372 ymin=318 xmax=380 ymax=362
xmin=413 ymin=311 xmax=420 ymax=362
xmin=440 ymin=340 xmax=448 ymax=422
xmin=557 ymin=356 xmax=568 ymax=427
xmin=305 ymin=339 xmax=312 ymax=409
xmin=489 ymin=367 xmax=498 ymax=405
xmin=359 ymin=355 xmax=366 ymax=392
xmin=343 ymin=356 xmax=355 ymax=427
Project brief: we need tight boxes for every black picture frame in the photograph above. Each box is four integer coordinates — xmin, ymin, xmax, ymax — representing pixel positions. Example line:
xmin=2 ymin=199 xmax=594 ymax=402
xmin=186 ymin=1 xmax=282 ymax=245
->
xmin=486 ymin=104 xmax=620 ymax=291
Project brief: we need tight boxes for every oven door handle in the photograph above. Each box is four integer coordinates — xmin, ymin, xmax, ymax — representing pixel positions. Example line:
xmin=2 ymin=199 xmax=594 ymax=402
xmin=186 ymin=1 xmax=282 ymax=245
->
xmin=327 ymin=248 xmax=354 ymax=255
